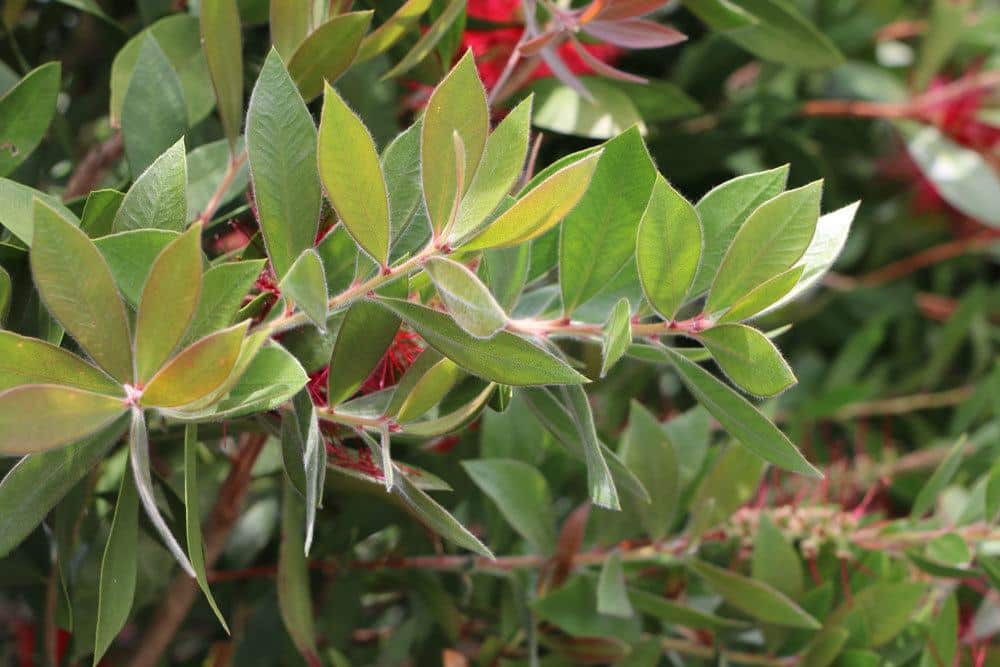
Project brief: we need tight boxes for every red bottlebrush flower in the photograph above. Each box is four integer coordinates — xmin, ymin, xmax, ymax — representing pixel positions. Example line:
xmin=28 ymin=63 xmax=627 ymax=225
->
xmin=307 ymin=366 xmax=330 ymax=407
xmin=358 ymin=328 xmax=423 ymax=394
xmin=467 ymin=0 xmax=521 ymax=22
xmin=325 ymin=429 xmax=385 ymax=479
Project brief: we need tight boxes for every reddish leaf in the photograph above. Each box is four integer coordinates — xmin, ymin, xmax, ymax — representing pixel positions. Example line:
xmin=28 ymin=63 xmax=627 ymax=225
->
xmin=570 ymin=38 xmax=648 ymax=83
xmin=583 ymin=19 xmax=687 ymax=49
xmin=593 ymin=0 xmax=674 ymax=21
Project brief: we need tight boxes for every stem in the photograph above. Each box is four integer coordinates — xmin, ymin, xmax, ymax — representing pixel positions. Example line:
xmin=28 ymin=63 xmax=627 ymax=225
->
xmin=63 ymin=132 xmax=125 ymax=201
xmin=316 ymin=407 xmax=388 ymax=429
xmin=658 ymin=637 xmax=791 ymax=667
xmin=197 ymin=150 xmax=248 ymax=226
xmin=506 ymin=313 xmax=711 ymax=340
xmin=832 ymin=386 xmax=974 ymax=420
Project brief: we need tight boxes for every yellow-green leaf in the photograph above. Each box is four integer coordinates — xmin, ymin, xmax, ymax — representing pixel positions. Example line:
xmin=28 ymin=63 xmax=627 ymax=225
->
xmin=600 ymin=298 xmax=631 ymax=378
xmin=93 ymin=468 xmax=139 ymax=666
xmin=697 ymin=323 xmax=796 ymax=397
xmin=718 ymin=265 xmax=804 ymax=323
xmin=0 ymin=385 xmax=126 ymax=455
xmin=279 ymin=248 xmax=328 ymax=330
xmin=424 ymin=256 xmax=507 ymax=338
xmin=0 ymin=330 xmax=122 ymax=395
xmin=355 ymin=0 xmax=433 ymax=64
xmin=689 ymin=559 xmax=820 ymax=629
xmin=287 ymin=11 xmax=372 ymax=101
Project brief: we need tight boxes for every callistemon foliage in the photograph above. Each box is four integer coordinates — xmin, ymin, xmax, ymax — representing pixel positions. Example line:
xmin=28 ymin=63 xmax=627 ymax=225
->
xmin=0 ymin=42 xmax=860 ymax=667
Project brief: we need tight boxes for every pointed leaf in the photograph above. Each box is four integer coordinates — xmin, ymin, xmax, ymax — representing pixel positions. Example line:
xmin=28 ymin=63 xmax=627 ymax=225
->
xmin=0 ymin=177 xmax=76 ymax=246
xmin=911 ymin=435 xmax=967 ymax=518
xmin=597 ymin=552 xmax=634 ymax=617
xmin=800 ymin=628 xmax=850 ymax=667
xmin=32 ymin=201 xmax=134 ymax=382
xmin=0 ymin=62 xmax=61 ymax=177
xmin=356 ymin=0 xmax=433 ymax=63
xmin=422 ymin=52 xmax=488 ymax=234
xmin=288 ymin=12 xmax=372 ymax=101
xmin=135 ymin=223 xmax=204 ymax=383
xmin=690 ymin=559 xmax=820 ymax=629
xmin=707 ymin=180 xmax=822 ymax=313
xmin=479 ymin=242 xmax=530 ymax=312
xmin=462 ymin=458 xmax=556 ymax=552
xmin=697 ymin=323 xmax=796 ymax=397
xmin=201 ymin=0 xmax=244 ymax=152
xmin=718 ymin=265 xmax=803 ymax=323
xmin=278 ymin=479 xmax=321 ymax=665
xmin=269 ymin=0 xmax=311 ymax=60
xmin=600 ymin=298 xmax=631 ymax=378
xmin=582 ymin=18 xmax=687 ymax=48
xmin=113 ymin=138 xmax=188 ymax=233
xmin=141 ymin=321 xmax=248 ymax=408
xmin=462 ymin=151 xmax=601 ymax=250
xmin=752 ymin=515 xmax=803 ymax=599
xmin=636 ymin=175 xmax=702 ymax=319
xmin=185 ymin=260 xmax=267 ymax=343
xmin=96 ymin=229 xmax=180 ymax=307
xmin=620 ymin=401 xmax=679 ymax=540
xmin=317 ymin=84 xmax=390 ymax=265
xmin=714 ymin=0 xmax=843 ymax=69
xmin=246 ymin=49 xmax=321 ymax=278
xmin=378 ymin=298 xmax=587 ymax=386
xmin=381 ymin=0 xmax=465 ymax=79
xmin=425 ymin=257 xmax=507 ymax=338
xmin=0 ymin=265 xmax=10 ymax=325
xmin=93 ymin=468 xmax=139 ymax=666
xmin=387 ymin=350 xmax=464 ymax=423
xmin=0 ymin=330 xmax=122 ymax=395
xmin=80 ymin=189 xmax=124 ymax=237
xmin=661 ymin=345 xmax=819 ymax=477
xmin=280 ymin=249 xmax=328 ymax=330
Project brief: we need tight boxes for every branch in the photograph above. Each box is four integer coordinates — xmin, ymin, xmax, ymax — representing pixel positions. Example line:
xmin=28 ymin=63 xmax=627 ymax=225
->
xmin=62 ymin=132 xmax=124 ymax=201
xmin=832 ymin=386 xmax=974 ymax=420
xmin=197 ymin=150 xmax=248 ymax=226
xmin=125 ymin=433 xmax=267 ymax=667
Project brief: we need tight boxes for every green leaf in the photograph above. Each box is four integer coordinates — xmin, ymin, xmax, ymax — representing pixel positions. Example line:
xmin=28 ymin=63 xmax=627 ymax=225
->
xmin=280 ymin=249 xmax=328 ymax=330
xmin=288 ymin=12 xmax=372 ymax=101
xmin=600 ymin=298 xmax=631 ymax=378
xmin=268 ymin=0 xmax=311 ymax=61
xmin=278 ymin=479 xmax=321 ymax=665
xmin=183 ymin=425 xmax=229 ymax=632
xmin=401 ymin=382 xmax=494 ymax=437
xmin=379 ymin=298 xmax=587 ymax=386
xmin=381 ymin=121 xmax=426 ymax=250
xmin=95 ymin=229 xmax=179 ymax=307
xmin=381 ymin=0 xmax=465 ymax=79
xmin=479 ymin=242 xmax=530 ymax=313
xmin=93 ymin=468 xmax=139 ymax=666
xmin=0 ymin=178 xmax=76 ymax=246
xmin=718 ymin=265 xmax=803 ymax=323
xmin=186 ymin=138 xmax=249 ymax=220
xmin=560 ymin=128 xmax=657 ymax=314
xmin=141 ymin=321 xmax=249 ymax=408
xmin=327 ymin=285 xmax=405 ymax=406
xmin=387 ymin=350 xmax=464 ymax=423
xmin=421 ymin=51 xmax=488 ymax=235
xmin=121 ymin=36 xmax=188 ymax=178
xmin=688 ymin=442 xmax=765 ymax=535
xmin=800 ymin=628 xmax=850 ymax=667
xmin=0 ymin=418 xmax=125 ymax=557
xmin=356 ymin=0 xmax=433 ymax=64
xmin=32 ymin=200 xmax=134 ymax=382
xmin=681 ymin=0 xmax=758 ymax=30
xmin=317 ymin=84 xmax=390 ymax=265
xmin=316 ymin=226 xmax=359 ymax=295
xmin=913 ymin=0 xmax=970 ymax=91
xmin=462 ymin=151 xmax=601 ymax=250
xmin=135 ymin=223 xmax=204 ymax=383
xmin=752 ymin=515 xmax=803 ymax=599
xmin=831 ymin=583 xmax=926 ymax=647
xmin=689 ymin=559 xmax=820 ymax=629
xmin=462 ymin=458 xmax=556 ymax=552
xmin=911 ymin=435 xmax=967 ymax=518
xmin=636 ymin=174 xmax=702 ymax=319
xmin=80 ymin=189 xmax=124 ymax=237
xmin=246 ymin=49 xmax=321 ymax=278
xmin=185 ymin=260 xmax=266 ymax=343
xmin=530 ymin=77 xmax=646 ymax=139
xmin=110 ymin=15 xmax=214 ymax=127
xmin=0 ymin=265 xmax=9 ymax=325
xmin=0 ymin=62 xmax=60 ymax=177
xmin=717 ymin=0 xmax=843 ymax=69
xmin=620 ymin=401 xmax=679 ymax=540
xmin=531 ymin=576 xmax=640 ymax=640
xmin=661 ymin=345 xmax=819 ymax=477
xmin=451 ymin=96 xmax=533 ymax=240
xmin=707 ymin=180 xmax=822 ymax=314
xmin=697 ymin=323 xmax=796 ymax=397
xmin=425 ymin=257 xmax=507 ymax=338
xmin=629 ymin=587 xmax=748 ymax=631
xmin=201 ymin=0 xmax=244 ymax=152
xmin=0 ymin=330 xmax=122 ymax=394
xmin=113 ymin=138 xmax=188 ymax=233
xmin=597 ymin=552 xmax=634 ymax=617
xmin=691 ymin=165 xmax=788 ymax=297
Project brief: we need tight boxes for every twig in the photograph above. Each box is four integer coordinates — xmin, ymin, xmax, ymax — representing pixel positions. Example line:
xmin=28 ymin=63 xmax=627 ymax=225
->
xmin=197 ymin=151 xmax=248 ymax=226
xmin=833 ymin=386 xmax=973 ymax=420
xmin=658 ymin=637 xmax=791 ymax=667
xmin=125 ymin=433 xmax=267 ymax=667
xmin=62 ymin=132 xmax=125 ymax=201
xmin=857 ymin=234 xmax=999 ymax=287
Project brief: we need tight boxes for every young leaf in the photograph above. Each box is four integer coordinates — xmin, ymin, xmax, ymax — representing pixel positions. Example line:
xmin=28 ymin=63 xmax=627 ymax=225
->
xmin=0 ymin=418 xmax=125 ymax=557
xmin=387 ymin=350 xmax=464 ymax=423
xmin=636 ymin=175 xmax=702 ymax=320
xmin=317 ymin=85 xmax=390 ymax=265
xmin=134 ymin=223 xmax=204 ymax=383
xmin=425 ymin=256 xmax=507 ymax=338
xmin=401 ymin=382 xmax=494 ymax=437
xmin=718 ymin=265 xmax=803 ymax=323
xmin=560 ymin=127 xmax=657 ymax=314
xmin=462 ymin=151 xmax=601 ymax=250
xmin=128 ymin=408 xmax=196 ymax=576
xmin=31 ymin=201 xmax=133 ymax=382
xmin=0 ymin=330 xmax=122 ymax=395
xmin=462 ymin=458 xmax=556 ymax=552
xmin=113 ymin=138 xmax=188 ymax=233
xmin=661 ymin=345 xmax=819 ymax=477
xmin=183 ymin=425 xmax=229 ymax=632
xmin=121 ymin=36 xmax=188 ymax=179
xmin=93 ymin=468 xmax=140 ymax=666
xmin=287 ymin=12 xmax=372 ymax=101
xmin=381 ymin=121 xmax=426 ymax=248
xmin=697 ymin=323 xmax=796 ymax=397
xmin=378 ymin=298 xmax=587 ymax=386
xmin=200 ymin=0 xmax=244 ymax=152
xmin=421 ymin=51 xmax=488 ymax=234
xmin=356 ymin=0 xmax=433 ymax=63
xmin=707 ymin=181 xmax=822 ymax=313
xmin=600 ymin=298 xmax=631 ymax=378
xmin=689 ymin=560 xmax=820 ymax=629
xmin=269 ymin=0 xmax=311 ymax=61
xmin=451 ymin=96 xmax=533 ymax=240
xmin=381 ymin=0 xmax=465 ymax=79
xmin=141 ymin=321 xmax=249 ymax=408
xmin=0 ymin=62 xmax=61 ymax=178
xmin=597 ymin=552 xmax=634 ymax=618
xmin=246 ymin=49 xmax=321 ymax=279
xmin=279 ymin=248 xmax=328 ymax=330
xmin=278 ymin=479 xmax=321 ymax=665
xmin=691 ymin=165 xmax=788 ymax=297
